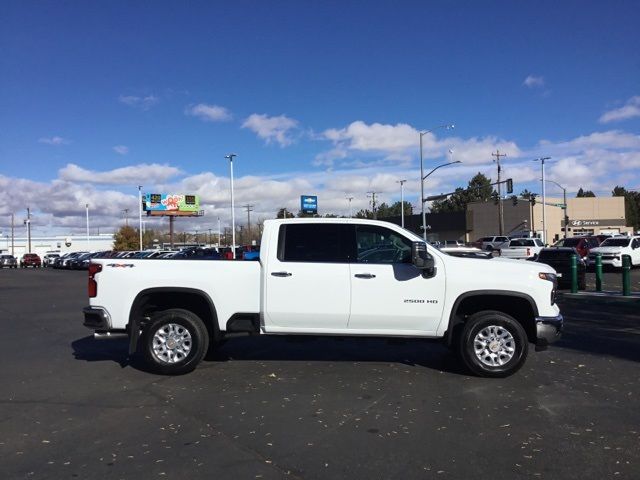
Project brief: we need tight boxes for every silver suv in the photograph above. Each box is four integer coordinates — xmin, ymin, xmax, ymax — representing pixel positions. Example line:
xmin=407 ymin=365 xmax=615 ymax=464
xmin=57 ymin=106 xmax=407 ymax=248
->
xmin=474 ymin=236 xmax=510 ymax=251
xmin=0 ymin=254 xmax=18 ymax=269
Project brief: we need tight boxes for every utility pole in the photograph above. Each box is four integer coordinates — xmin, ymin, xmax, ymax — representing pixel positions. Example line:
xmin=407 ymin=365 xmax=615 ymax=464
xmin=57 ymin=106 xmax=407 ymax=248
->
xmin=367 ymin=191 xmax=379 ymax=220
xmin=243 ymin=204 xmax=254 ymax=244
xmin=492 ymin=150 xmax=507 ymax=235
xmin=208 ymin=228 xmax=212 ymax=246
xmin=224 ymin=153 xmax=237 ymax=259
xmin=122 ymin=208 xmax=130 ymax=227
xmin=217 ymin=217 xmax=221 ymax=246
xmin=346 ymin=196 xmax=354 ymax=218
xmin=138 ymin=185 xmax=143 ymax=251
xmin=396 ymin=180 xmax=407 ymax=228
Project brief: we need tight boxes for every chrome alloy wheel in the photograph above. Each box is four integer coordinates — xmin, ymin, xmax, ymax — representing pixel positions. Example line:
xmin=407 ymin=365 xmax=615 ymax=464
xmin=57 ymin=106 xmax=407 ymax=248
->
xmin=473 ymin=325 xmax=516 ymax=367
xmin=152 ymin=323 xmax=193 ymax=364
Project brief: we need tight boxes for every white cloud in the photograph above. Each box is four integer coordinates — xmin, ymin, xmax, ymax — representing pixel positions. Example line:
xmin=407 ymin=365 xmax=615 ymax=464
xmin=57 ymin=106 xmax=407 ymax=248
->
xmin=118 ymin=94 xmax=159 ymax=110
xmin=523 ymin=75 xmax=545 ymax=88
xmin=242 ymin=113 xmax=298 ymax=147
xmin=185 ymin=103 xmax=232 ymax=122
xmin=599 ymin=96 xmax=640 ymax=124
xmin=38 ymin=136 xmax=70 ymax=146
xmin=58 ymin=163 xmax=182 ymax=185
xmin=113 ymin=145 xmax=129 ymax=155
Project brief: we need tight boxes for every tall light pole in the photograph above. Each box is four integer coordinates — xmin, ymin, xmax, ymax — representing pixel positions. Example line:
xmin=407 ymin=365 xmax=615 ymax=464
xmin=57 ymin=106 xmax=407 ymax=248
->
xmin=396 ymin=180 xmax=407 ymax=228
xmin=217 ymin=216 xmax=221 ymax=246
xmin=421 ymin=160 xmax=462 ymax=237
xmin=85 ymin=203 xmax=90 ymax=250
xmin=346 ymin=196 xmax=354 ymax=218
xmin=225 ymin=153 xmax=237 ymax=259
xmin=546 ymin=179 xmax=568 ymax=239
xmin=420 ymin=124 xmax=455 ymax=240
xmin=138 ymin=185 xmax=143 ymax=250
xmin=534 ymin=157 xmax=551 ymax=244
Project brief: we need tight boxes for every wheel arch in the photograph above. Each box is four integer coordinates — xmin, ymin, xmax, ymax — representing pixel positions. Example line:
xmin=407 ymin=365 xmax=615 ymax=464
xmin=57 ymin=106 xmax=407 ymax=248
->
xmin=446 ymin=290 xmax=539 ymax=347
xmin=127 ymin=287 xmax=219 ymax=355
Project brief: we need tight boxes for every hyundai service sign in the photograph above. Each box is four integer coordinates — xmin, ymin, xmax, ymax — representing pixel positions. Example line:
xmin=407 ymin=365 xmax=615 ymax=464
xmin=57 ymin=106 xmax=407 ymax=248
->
xmin=300 ymin=195 xmax=318 ymax=214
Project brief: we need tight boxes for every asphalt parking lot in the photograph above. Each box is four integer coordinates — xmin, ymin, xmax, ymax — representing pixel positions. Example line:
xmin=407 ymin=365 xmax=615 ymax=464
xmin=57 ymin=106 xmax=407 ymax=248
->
xmin=1 ymin=268 xmax=639 ymax=479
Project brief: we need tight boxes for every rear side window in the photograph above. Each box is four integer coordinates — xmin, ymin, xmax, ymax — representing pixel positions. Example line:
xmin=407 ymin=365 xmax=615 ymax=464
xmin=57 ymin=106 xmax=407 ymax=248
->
xmin=535 ymin=239 xmax=544 ymax=247
xmin=278 ymin=224 xmax=349 ymax=263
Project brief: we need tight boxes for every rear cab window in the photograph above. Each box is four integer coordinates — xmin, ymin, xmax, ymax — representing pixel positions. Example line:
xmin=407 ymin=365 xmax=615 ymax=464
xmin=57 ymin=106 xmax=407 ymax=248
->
xmin=278 ymin=224 xmax=350 ymax=263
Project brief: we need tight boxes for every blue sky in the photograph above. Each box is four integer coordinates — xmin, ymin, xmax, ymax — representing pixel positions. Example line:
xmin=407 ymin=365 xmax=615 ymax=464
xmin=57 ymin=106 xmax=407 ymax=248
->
xmin=1 ymin=1 xmax=639 ymax=235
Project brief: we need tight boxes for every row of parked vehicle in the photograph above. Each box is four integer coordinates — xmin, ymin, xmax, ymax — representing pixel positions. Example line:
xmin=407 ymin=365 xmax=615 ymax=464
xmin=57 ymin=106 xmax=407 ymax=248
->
xmin=14 ymin=245 xmax=263 ymax=271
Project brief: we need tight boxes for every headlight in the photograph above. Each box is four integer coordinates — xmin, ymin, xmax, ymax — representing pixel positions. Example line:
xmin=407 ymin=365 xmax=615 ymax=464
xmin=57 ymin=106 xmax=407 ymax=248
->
xmin=538 ymin=272 xmax=557 ymax=282
xmin=539 ymin=272 xmax=558 ymax=305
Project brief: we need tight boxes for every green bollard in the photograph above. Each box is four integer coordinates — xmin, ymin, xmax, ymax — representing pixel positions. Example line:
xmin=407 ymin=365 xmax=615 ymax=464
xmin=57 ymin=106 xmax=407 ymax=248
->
xmin=622 ymin=254 xmax=631 ymax=296
xmin=595 ymin=253 xmax=603 ymax=292
xmin=570 ymin=254 xmax=578 ymax=293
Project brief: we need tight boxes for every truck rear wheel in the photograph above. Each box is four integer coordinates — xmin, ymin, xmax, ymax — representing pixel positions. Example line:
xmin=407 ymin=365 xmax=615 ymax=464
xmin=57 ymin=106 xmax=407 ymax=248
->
xmin=142 ymin=308 xmax=209 ymax=375
xmin=459 ymin=310 xmax=528 ymax=378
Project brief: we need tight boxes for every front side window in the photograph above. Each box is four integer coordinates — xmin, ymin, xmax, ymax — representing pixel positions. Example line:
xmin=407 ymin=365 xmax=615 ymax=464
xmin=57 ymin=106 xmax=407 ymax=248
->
xmin=355 ymin=225 xmax=412 ymax=264
xmin=279 ymin=224 xmax=349 ymax=263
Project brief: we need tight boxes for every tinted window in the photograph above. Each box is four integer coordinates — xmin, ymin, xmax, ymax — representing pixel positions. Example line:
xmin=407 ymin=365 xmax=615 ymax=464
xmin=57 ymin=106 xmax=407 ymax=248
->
xmin=534 ymin=239 xmax=544 ymax=247
xmin=601 ymin=238 xmax=631 ymax=247
xmin=279 ymin=224 xmax=349 ymax=263
xmin=355 ymin=225 xmax=412 ymax=264
xmin=538 ymin=250 xmax=573 ymax=260
xmin=496 ymin=237 xmax=508 ymax=242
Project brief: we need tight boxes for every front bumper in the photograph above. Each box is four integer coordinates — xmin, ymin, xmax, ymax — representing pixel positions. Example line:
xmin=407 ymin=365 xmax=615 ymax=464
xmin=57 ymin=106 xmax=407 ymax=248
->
xmin=535 ymin=314 xmax=563 ymax=349
xmin=83 ymin=306 xmax=112 ymax=330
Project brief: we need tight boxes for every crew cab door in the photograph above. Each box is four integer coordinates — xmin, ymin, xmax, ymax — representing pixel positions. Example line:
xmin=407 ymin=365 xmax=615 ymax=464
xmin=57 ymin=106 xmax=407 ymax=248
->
xmin=264 ymin=223 xmax=351 ymax=330
xmin=348 ymin=224 xmax=445 ymax=333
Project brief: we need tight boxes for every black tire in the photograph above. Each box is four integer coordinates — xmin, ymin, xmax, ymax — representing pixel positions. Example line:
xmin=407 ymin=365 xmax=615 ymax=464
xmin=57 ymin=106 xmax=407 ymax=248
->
xmin=486 ymin=245 xmax=493 ymax=252
xmin=141 ymin=308 xmax=209 ymax=375
xmin=458 ymin=310 xmax=529 ymax=378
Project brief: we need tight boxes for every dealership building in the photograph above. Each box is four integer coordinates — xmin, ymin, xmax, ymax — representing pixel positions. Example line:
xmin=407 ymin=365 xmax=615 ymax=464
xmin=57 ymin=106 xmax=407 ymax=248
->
xmin=385 ymin=196 xmax=633 ymax=243
xmin=1 ymin=234 xmax=115 ymax=259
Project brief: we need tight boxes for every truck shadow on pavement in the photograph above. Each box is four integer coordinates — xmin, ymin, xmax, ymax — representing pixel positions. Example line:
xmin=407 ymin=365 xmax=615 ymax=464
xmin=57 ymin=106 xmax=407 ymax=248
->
xmin=71 ymin=334 xmax=468 ymax=375
xmin=554 ymin=299 xmax=640 ymax=363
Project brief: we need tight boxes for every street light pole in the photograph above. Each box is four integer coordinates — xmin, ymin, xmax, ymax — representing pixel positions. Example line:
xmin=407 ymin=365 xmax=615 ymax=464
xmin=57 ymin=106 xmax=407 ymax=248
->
xmin=217 ymin=216 xmax=221 ymax=247
xmin=85 ymin=203 xmax=90 ymax=250
xmin=397 ymin=180 xmax=407 ymax=228
xmin=138 ymin=185 xmax=143 ymax=250
xmin=545 ymin=179 xmax=568 ymax=239
xmin=225 ymin=154 xmax=237 ymax=259
xmin=534 ymin=157 xmax=551 ymax=244
xmin=346 ymin=196 xmax=354 ymax=218
xmin=419 ymin=124 xmax=455 ymax=240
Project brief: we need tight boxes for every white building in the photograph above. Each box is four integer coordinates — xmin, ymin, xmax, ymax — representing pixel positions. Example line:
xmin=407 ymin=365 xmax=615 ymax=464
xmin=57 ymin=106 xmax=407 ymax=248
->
xmin=1 ymin=234 xmax=115 ymax=259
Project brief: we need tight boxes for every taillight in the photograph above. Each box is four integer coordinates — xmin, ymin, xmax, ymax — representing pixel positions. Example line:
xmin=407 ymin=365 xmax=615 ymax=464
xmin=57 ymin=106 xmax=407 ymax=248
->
xmin=88 ymin=263 xmax=102 ymax=298
xmin=527 ymin=248 xmax=531 ymax=257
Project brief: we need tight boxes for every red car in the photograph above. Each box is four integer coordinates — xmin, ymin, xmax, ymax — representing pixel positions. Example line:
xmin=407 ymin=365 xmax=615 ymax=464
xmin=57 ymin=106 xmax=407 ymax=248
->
xmin=20 ymin=253 xmax=42 ymax=268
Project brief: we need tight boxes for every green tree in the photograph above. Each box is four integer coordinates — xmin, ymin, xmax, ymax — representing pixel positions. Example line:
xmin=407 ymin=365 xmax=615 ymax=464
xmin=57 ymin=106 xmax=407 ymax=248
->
xmin=612 ymin=186 xmax=640 ymax=229
xmin=113 ymin=225 xmax=140 ymax=251
xmin=519 ymin=189 xmax=537 ymax=199
xmin=276 ymin=208 xmax=295 ymax=219
xmin=430 ymin=172 xmax=496 ymax=213
xmin=354 ymin=208 xmax=373 ymax=219
xmin=377 ymin=201 xmax=413 ymax=218
xmin=576 ymin=187 xmax=596 ymax=197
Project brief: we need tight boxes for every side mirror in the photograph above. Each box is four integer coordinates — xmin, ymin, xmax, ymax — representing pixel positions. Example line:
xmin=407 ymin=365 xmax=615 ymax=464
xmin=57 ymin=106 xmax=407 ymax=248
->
xmin=412 ymin=242 xmax=435 ymax=276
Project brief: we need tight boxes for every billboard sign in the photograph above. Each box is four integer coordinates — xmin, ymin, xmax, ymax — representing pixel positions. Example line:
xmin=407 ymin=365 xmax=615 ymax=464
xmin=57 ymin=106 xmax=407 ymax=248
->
xmin=300 ymin=195 xmax=318 ymax=214
xmin=143 ymin=193 xmax=200 ymax=212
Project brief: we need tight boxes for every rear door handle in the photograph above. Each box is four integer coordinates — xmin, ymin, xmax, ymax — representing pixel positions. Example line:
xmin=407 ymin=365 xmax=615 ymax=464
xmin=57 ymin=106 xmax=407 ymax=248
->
xmin=271 ymin=271 xmax=292 ymax=277
xmin=354 ymin=273 xmax=376 ymax=279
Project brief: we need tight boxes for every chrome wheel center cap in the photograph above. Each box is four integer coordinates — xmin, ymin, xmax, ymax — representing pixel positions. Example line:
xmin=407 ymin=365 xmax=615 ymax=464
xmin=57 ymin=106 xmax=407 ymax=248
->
xmin=489 ymin=341 xmax=500 ymax=352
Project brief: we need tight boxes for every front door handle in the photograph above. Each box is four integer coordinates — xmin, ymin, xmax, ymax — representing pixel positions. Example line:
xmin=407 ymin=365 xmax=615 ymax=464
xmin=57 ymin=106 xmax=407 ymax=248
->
xmin=271 ymin=271 xmax=292 ymax=277
xmin=354 ymin=273 xmax=376 ymax=279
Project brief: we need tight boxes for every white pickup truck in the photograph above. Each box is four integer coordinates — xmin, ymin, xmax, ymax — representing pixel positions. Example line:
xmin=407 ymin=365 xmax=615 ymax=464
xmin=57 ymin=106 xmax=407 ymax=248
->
xmin=499 ymin=238 xmax=545 ymax=260
xmin=83 ymin=219 xmax=563 ymax=377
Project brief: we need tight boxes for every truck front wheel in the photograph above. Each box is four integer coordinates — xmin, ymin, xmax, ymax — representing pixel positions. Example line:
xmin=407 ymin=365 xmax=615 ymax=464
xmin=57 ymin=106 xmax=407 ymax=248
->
xmin=142 ymin=309 xmax=209 ymax=375
xmin=459 ymin=310 xmax=528 ymax=378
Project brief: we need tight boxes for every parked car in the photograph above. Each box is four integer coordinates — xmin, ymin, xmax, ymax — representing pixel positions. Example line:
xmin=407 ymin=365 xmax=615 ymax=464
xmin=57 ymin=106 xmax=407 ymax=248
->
xmin=0 ymin=254 xmax=18 ymax=269
xmin=69 ymin=252 xmax=96 ymax=270
xmin=171 ymin=247 xmax=221 ymax=260
xmin=43 ymin=253 xmax=60 ymax=267
xmin=536 ymin=247 xmax=586 ymax=290
xmin=587 ymin=236 xmax=640 ymax=268
xmin=472 ymin=236 xmax=510 ymax=251
xmin=499 ymin=238 xmax=545 ymax=260
xmin=552 ymin=236 xmax=600 ymax=259
xmin=20 ymin=253 xmax=42 ymax=268
xmin=53 ymin=252 xmax=72 ymax=269
xmin=443 ymin=240 xmax=466 ymax=248
xmin=61 ymin=251 xmax=88 ymax=269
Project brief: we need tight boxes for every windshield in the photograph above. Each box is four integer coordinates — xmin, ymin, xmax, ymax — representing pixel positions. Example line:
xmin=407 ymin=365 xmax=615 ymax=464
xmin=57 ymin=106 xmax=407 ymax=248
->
xmin=601 ymin=238 xmax=630 ymax=247
xmin=557 ymin=238 xmax=580 ymax=247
